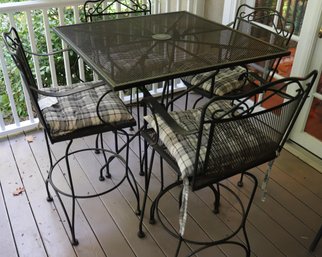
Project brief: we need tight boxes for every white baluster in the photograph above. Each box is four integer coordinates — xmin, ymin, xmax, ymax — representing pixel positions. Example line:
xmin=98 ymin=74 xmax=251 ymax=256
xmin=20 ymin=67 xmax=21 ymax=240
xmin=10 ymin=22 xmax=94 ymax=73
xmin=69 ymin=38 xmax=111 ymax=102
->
xmin=42 ymin=8 xmax=58 ymax=87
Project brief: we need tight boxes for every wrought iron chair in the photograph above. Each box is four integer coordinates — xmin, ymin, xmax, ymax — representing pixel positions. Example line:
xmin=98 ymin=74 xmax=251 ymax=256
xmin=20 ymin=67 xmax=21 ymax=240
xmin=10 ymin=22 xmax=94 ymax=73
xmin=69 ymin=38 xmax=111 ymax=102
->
xmin=138 ymin=71 xmax=317 ymax=256
xmin=181 ymin=4 xmax=295 ymax=108
xmin=310 ymin=224 xmax=322 ymax=252
xmin=83 ymin=0 xmax=151 ymax=22
xmin=83 ymin=0 xmax=151 ymax=107
xmin=83 ymin=0 xmax=152 ymax=175
xmin=3 ymin=27 xmax=140 ymax=245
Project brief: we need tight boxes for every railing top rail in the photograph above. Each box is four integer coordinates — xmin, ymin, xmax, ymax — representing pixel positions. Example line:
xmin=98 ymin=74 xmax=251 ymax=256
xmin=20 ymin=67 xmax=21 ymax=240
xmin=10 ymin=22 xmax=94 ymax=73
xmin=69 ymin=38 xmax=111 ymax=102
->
xmin=0 ymin=0 xmax=86 ymax=13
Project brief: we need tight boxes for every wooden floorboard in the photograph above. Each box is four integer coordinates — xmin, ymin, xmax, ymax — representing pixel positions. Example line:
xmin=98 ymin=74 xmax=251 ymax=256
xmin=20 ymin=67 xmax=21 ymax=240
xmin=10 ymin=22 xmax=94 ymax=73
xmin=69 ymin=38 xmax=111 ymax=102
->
xmin=0 ymin=101 xmax=321 ymax=257
xmin=0 ymin=177 xmax=18 ymax=257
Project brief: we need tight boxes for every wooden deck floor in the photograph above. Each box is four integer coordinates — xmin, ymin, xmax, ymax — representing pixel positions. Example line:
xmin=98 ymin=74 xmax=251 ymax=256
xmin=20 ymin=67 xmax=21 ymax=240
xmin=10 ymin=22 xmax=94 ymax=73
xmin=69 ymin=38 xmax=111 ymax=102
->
xmin=0 ymin=103 xmax=321 ymax=257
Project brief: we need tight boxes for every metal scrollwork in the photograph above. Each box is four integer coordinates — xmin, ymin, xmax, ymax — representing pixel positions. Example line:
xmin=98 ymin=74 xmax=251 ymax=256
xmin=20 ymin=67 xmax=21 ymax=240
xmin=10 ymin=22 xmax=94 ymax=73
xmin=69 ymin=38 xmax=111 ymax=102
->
xmin=237 ymin=5 xmax=293 ymax=41
xmin=84 ymin=0 xmax=151 ymax=21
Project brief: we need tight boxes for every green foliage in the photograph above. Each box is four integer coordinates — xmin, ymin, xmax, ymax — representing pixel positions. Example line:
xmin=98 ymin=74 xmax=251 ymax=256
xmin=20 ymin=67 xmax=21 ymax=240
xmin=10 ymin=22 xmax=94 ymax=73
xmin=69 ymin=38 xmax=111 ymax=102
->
xmin=0 ymin=3 xmax=89 ymax=124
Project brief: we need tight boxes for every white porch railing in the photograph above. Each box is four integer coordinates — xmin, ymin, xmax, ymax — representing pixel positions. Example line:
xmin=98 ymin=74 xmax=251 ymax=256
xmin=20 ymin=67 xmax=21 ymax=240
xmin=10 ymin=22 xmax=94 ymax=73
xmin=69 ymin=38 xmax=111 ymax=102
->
xmin=0 ymin=0 xmax=206 ymax=137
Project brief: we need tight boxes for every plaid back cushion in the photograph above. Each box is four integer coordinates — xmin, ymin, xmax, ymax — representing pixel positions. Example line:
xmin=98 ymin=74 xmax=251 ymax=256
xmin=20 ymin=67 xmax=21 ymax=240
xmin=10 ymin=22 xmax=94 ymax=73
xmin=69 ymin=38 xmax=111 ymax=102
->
xmin=39 ymin=81 xmax=134 ymax=137
xmin=181 ymin=66 xmax=247 ymax=96
xmin=144 ymin=101 xmax=274 ymax=180
xmin=97 ymin=46 xmax=167 ymax=78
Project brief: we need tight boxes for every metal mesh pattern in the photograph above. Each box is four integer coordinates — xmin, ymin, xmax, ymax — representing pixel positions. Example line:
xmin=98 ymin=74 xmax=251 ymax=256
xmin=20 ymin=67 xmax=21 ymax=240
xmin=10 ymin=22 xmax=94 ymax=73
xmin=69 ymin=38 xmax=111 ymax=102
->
xmin=201 ymin=102 xmax=296 ymax=183
xmin=55 ymin=12 xmax=289 ymax=90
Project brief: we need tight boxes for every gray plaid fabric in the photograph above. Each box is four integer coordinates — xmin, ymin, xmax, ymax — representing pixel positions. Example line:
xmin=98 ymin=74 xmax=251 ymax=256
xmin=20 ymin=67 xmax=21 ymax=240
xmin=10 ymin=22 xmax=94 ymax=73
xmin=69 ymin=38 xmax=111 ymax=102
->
xmin=97 ymin=47 xmax=167 ymax=77
xmin=181 ymin=66 xmax=247 ymax=96
xmin=39 ymin=81 xmax=134 ymax=137
xmin=145 ymin=101 xmax=225 ymax=179
xmin=145 ymin=101 xmax=272 ymax=179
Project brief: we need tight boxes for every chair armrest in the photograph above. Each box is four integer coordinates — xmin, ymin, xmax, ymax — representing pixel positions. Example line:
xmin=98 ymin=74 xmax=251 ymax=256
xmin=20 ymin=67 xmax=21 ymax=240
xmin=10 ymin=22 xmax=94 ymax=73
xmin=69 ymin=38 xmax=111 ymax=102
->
xmin=142 ymin=95 xmax=198 ymax=136
xmin=30 ymin=81 xmax=108 ymax=97
xmin=24 ymin=48 xmax=71 ymax=56
xmin=246 ymin=71 xmax=266 ymax=85
xmin=225 ymin=21 xmax=234 ymax=27
xmin=25 ymin=47 xmax=84 ymax=82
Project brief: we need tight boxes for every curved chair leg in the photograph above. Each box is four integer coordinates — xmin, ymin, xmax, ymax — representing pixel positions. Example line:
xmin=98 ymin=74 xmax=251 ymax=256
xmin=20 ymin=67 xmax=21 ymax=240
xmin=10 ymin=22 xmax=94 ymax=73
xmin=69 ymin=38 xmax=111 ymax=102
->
xmin=44 ymin=137 xmax=78 ymax=244
xmin=310 ymin=224 xmax=322 ymax=252
xmin=175 ymin=236 xmax=184 ymax=257
xmin=123 ymin=131 xmax=141 ymax=215
xmin=138 ymin=148 xmax=155 ymax=238
xmin=149 ymin=155 xmax=164 ymax=225
xmin=184 ymin=91 xmax=189 ymax=110
xmin=44 ymin=131 xmax=53 ymax=202
xmin=238 ymin=173 xmax=244 ymax=187
xmin=59 ymin=140 xmax=79 ymax=245
xmin=98 ymin=133 xmax=111 ymax=180
xmin=64 ymin=140 xmax=79 ymax=245
xmin=261 ymin=160 xmax=275 ymax=201
xmin=192 ymin=95 xmax=204 ymax=109
xmin=241 ymin=172 xmax=258 ymax=256
xmin=208 ymin=184 xmax=220 ymax=214
xmin=136 ymin=90 xmax=144 ymax=176
xmin=94 ymin=133 xmax=100 ymax=154
xmin=151 ymin=171 xmax=258 ymax=257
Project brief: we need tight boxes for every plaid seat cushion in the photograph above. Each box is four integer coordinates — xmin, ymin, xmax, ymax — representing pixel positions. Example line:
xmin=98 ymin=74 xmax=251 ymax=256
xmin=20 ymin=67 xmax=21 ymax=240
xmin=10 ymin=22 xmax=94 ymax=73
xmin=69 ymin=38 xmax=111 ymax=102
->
xmin=97 ymin=46 xmax=168 ymax=78
xmin=39 ymin=81 xmax=135 ymax=137
xmin=144 ymin=101 xmax=275 ymax=181
xmin=145 ymin=100 xmax=278 ymax=237
xmin=181 ymin=66 xmax=247 ymax=96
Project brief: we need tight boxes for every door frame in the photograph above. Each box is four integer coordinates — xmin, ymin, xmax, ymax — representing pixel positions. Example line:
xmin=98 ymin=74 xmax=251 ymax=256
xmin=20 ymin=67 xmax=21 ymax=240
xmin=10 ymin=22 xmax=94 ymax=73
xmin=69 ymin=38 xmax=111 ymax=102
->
xmin=288 ymin=0 xmax=322 ymax=158
xmin=222 ymin=0 xmax=322 ymax=164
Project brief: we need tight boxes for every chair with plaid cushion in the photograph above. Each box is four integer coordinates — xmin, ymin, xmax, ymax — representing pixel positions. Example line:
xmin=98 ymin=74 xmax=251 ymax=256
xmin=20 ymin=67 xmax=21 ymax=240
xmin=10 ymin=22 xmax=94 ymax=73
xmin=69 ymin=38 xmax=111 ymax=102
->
xmin=83 ymin=0 xmax=151 ymax=22
xmin=3 ymin=27 xmax=140 ymax=245
xmin=137 ymin=71 xmax=317 ymax=256
xmin=181 ymin=4 xmax=294 ymax=109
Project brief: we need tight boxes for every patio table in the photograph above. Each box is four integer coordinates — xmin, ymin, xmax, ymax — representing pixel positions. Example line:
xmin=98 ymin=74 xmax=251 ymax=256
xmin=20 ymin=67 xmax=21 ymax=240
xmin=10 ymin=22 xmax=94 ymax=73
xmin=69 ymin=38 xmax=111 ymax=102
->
xmin=54 ymin=11 xmax=290 ymax=92
xmin=54 ymin=11 xmax=293 ymax=241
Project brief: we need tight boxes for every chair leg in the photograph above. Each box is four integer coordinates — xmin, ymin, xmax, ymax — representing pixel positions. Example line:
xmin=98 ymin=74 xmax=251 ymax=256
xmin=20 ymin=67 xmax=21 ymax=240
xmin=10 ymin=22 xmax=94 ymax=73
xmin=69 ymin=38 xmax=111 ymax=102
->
xmin=150 ymin=171 xmax=257 ymax=256
xmin=175 ymin=236 xmax=184 ymax=257
xmin=261 ymin=159 xmax=275 ymax=201
xmin=160 ymin=156 xmax=164 ymax=190
xmin=184 ymin=91 xmax=189 ymax=110
xmin=192 ymin=95 xmax=204 ymax=109
xmin=149 ymin=155 xmax=164 ymax=225
xmin=242 ymin=172 xmax=258 ymax=256
xmin=44 ymin=136 xmax=78 ymax=244
xmin=98 ymin=133 xmax=111 ymax=180
xmin=310 ymin=224 xmax=322 ymax=252
xmin=64 ymin=140 xmax=79 ymax=245
xmin=123 ymin=131 xmax=141 ymax=215
xmin=138 ymin=148 xmax=155 ymax=238
xmin=52 ymin=140 xmax=78 ymax=245
xmin=94 ymin=133 xmax=100 ymax=154
xmin=44 ymin=131 xmax=53 ymax=202
xmin=136 ymin=90 xmax=144 ymax=176
xmin=208 ymin=184 xmax=220 ymax=214
xmin=238 ymin=173 xmax=245 ymax=187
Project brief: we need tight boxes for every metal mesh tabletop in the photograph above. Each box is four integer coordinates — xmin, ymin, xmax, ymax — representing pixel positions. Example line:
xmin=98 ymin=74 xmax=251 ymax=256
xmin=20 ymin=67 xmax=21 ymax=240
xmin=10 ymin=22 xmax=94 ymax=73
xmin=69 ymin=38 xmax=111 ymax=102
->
xmin=54 ymin=11 xmax=290 ymax=91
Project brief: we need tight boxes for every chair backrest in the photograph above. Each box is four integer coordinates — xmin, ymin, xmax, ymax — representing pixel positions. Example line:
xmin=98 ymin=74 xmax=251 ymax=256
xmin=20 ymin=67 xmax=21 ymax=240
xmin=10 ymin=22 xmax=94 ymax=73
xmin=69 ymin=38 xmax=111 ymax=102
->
xmin=3 ymin=27 xmax=49 ymax=134
xmin=191 ymin=70 xmax=317 ymax=190
xmin=83 ymin=0 xmax=151 ymax=22
xmin=233 ymin=4 xmax=294 ymax=81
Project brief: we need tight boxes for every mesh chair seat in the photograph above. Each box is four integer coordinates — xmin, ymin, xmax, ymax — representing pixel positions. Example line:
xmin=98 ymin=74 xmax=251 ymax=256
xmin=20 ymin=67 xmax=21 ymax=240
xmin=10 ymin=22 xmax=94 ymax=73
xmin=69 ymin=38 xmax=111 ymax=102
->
xmin=181 ymin=66 xmax=247 ymax=96
xmin=144 ymin=100 xmax=277 ymax=183
xmin=40 ymin=82 xmax=135 ymax=137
